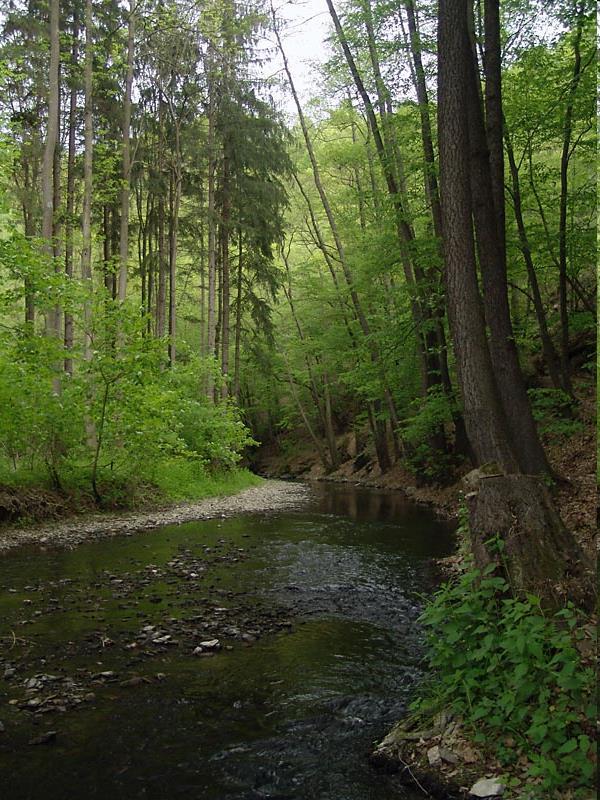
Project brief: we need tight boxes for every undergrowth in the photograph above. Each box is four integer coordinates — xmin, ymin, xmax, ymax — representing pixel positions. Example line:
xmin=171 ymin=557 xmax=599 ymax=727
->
xmin=413 ymin=552 xmax=597 ymax=798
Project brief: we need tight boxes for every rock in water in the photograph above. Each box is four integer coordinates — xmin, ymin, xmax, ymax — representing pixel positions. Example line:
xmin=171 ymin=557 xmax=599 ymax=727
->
xmin=469 ymin=777 xmax=505 ymax=797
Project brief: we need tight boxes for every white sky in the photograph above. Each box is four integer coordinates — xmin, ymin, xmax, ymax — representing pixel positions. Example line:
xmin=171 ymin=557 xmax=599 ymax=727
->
xmin=262 ymin=0 xmax=332 ymax=115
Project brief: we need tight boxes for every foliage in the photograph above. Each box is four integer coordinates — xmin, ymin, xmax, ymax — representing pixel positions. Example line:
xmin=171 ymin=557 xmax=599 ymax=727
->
xmin=401 ymin=386 xmax=457 ymax=482
xmin=528 ymin=388 xmax=584 ymax=438
xmin=414 ymin=561 xmax=596 ymax=797
xmin=151 ymin=462 xmax=262 ymax=502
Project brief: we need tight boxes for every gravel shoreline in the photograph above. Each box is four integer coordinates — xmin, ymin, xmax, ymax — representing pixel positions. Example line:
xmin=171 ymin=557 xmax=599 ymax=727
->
xmin=0 ymin=480 xmax=312 ymax=554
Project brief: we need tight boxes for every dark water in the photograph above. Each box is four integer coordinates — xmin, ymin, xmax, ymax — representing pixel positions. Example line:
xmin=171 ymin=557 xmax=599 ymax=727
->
xmin=0 ymin=483 xmax=455 ymax=800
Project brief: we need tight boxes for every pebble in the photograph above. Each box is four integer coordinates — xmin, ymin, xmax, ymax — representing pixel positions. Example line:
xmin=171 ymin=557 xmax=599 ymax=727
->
xmin=469 ymin=777 xmax=505 ymax=797
xmin=0 ymin=481 xmax=309 ymax=553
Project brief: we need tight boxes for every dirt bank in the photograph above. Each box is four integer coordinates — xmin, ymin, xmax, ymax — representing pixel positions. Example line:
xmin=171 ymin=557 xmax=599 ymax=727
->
xmin=0 ymin=480 xmax=311 ymax=553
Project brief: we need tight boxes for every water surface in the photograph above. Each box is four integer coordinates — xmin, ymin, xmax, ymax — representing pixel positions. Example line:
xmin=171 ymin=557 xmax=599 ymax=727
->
xmin=0 ymin=482 xmax=455 ymax=800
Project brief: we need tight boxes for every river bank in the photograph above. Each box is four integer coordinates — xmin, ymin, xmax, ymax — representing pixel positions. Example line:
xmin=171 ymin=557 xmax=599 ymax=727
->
xmin=0 ymin=480 xmax=310 ymax=553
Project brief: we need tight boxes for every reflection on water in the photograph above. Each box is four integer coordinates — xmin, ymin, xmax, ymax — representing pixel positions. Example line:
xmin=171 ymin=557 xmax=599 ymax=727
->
xmin=0 ymin=483 xmax=455 ymax=800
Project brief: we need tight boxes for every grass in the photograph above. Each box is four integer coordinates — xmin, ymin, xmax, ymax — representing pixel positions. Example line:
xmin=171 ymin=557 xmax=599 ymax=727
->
xmin=151 ymin=459 xmax=264 ymax=502
xmin=0 ymin=456 xmax=264 ymax=522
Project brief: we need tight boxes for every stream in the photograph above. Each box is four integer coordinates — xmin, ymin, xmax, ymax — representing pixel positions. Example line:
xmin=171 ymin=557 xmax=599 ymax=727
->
xmin=0 ymin=482 xmax=455 ymax=800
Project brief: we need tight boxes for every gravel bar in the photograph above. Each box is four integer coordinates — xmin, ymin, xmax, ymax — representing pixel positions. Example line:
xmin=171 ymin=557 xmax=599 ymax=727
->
xmin=0 ymin=480 xmax=311 ymax=554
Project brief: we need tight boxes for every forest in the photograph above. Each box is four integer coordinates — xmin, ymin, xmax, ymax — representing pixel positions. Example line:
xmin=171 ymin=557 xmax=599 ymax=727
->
xmin=0 ymin=0 xmax=596 ymax=798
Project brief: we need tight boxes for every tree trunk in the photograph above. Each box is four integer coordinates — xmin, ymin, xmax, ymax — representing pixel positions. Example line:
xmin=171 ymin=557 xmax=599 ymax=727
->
xmin=118 ymin=1 xmax=135 ymax=303
xmin=504 ymin=125 xmax=563 ymax=391
xmin=273 ymin=8 xmax=391 ymax=470
xmin=466 ymin=4 xmax=551 ymax=476
xmin=81 ymin=0 xmax=93 ymax=365
xmin=558 ymin=8 xmax=586 ymax=394
xmin=437 ymin=0 xmax=518 ymax=473
xmin=233 ymin=230 xmax=243 ymax=400
xmin=467 ymin=475 xmax=593 ymax=610
xmin=206 ymin=87 xmax=217 ymax=399
xmin=64 ymin=10 xmax=79 ymax=375
xmin=42 ymin=0 xmax=60 ymax=339
xmin=220 ymin=144 xmax=230 ymax=398
xmin=168 ymin=160 xmax=181 ymax=366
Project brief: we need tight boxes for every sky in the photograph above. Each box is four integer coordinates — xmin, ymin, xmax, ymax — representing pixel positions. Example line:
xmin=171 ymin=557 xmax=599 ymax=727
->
xmin=262 ymin=0 xmax=332 ymax=114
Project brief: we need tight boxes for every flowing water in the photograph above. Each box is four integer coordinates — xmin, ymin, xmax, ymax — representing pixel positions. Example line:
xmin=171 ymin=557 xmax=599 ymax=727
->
xmin=0 ymin=483 xmax=455 ymax=800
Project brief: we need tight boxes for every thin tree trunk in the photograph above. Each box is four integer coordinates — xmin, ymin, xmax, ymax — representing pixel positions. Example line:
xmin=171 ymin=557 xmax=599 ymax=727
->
xmin=81 ymin=0 xmax=93 ymax=364
xmin=64 ymin=10 xmax=79 ymax=375
xmin=504 ymin=125 xmax=563 ymax=391
xmin=118 ymin=1 xmax=135 ymax=303
xmin=206 ymin=88 xmax=217 ymax=398
xmin=220 ymin=143 xmax=230 ymax=398
xmin=233 ymin=230 xmax=243 ymax=400
xmin=558 ymin=7 xmax=586 ymax=392
xmin=42 ymin=0 xmax=60 ymax=339
xmin=272 ymin=7 xmax=390 ymax=470
xmin=168 ymin=160 xmax=181 ymax=366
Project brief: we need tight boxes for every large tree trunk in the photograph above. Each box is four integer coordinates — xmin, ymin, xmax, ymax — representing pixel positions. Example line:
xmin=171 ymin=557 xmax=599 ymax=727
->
xmin=439 ymin=0 xmax=589 ymax=607
xmin=465 ymin=10 xmax=551 ymax=476
xmin=438 ymin=0 xmax=517 ymax=473
xmin=467 ymin=475 xmax=594 ymax=610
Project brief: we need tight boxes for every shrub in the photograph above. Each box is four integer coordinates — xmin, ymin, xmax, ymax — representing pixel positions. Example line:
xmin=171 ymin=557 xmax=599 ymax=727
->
xmin=402 ymin=385 xmax=457 ymax=482
xmin=528 ymin=388 xmax=583 ymax=438
xmin=414 ymin=560 xmax=596 ymax=797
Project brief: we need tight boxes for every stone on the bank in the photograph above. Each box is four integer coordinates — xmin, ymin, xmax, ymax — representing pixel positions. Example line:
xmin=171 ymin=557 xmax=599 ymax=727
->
xmin=427 ymin=744 xmax=458 ymax=767
xmin=469 ymin=777 xmax=505 ymax=797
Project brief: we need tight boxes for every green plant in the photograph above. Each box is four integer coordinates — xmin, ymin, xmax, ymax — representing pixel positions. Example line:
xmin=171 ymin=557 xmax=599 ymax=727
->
xmin=414 ymin=564 xmax=596 ymax=797
xmin=402 ymin=386 xmax=457 ymax=482
xmin=528 ymin=388 xmax=584 ymax=439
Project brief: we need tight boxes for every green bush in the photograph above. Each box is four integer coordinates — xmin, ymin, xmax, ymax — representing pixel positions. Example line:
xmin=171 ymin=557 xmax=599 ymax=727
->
xmin=402 ymin=385 xmax=456 ymax=482
xmin=414 ymin=562 xmax=596 ymax=797
xmin=528 ymin=388 xmax=583 ymax=439
xmin=0 ymin=290 xmax=256 ymax=503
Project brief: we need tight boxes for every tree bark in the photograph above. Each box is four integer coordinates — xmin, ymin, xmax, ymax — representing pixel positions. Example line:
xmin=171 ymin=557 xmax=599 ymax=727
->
xmin=438 ymin=0 xmax=517 ymax=472
xmin=41 ymin=0 xmax=60 ymax=339
xmin=466 ymin=4 xmax=551 ymax=476
xmin=118 ymin=1 xmax=135 ymax=303
xmin=81 ymin=0 xmax=93 ymax=365
xmin=206 ymin=84 xmax=217 ymax=399
xmin=233 ymin=230 xmax=243 ymax=400
xmin=64 ymin=10 xmax=79 ymax=375
xmin=468 ymin=475 xmax=594 ymax=610
xmin=558 ymin=7 xmax=586 ymax=393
